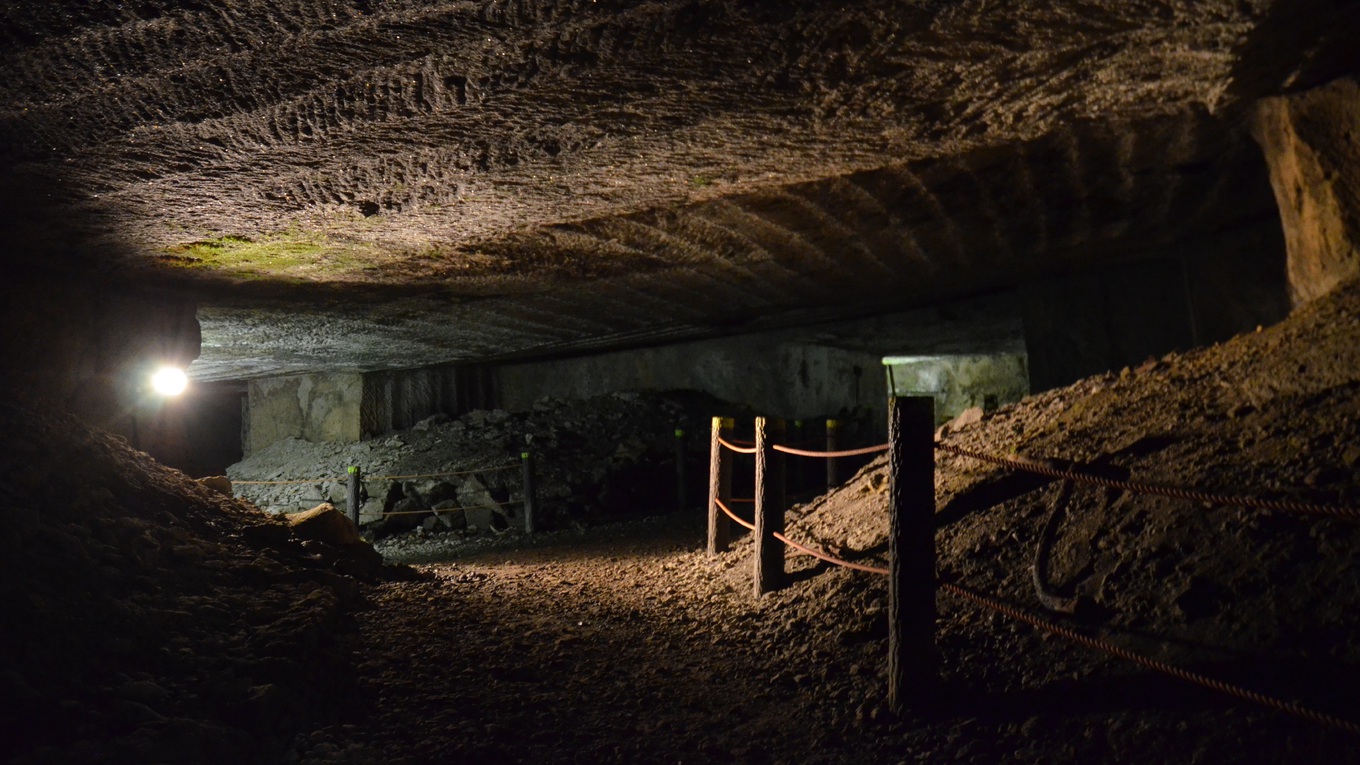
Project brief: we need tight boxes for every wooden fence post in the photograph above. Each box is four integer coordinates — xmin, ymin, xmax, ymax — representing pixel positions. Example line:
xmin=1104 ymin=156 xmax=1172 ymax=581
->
xmin=754 ymin=416 xmax=787 ymax=596
xmin=888 ymin=396 xmax=937 ymax=713
xmin=707 ymin=417 xmax=733 ymax=554
xmin=522 ymin=451 xmax=537 ymax=534
xmin=347 ymin=466 xmax=362 ymax=527
xmin=675 ymin=427 xmax=687 ymax=513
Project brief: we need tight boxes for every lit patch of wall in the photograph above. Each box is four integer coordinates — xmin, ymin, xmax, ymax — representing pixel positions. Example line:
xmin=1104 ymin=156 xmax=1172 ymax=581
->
xmin=883 ymin=354 xmax=1030 ymax=425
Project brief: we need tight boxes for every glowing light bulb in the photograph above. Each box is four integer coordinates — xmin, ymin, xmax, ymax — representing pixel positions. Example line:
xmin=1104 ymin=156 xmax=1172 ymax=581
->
xmin=151 ymin=366 xmax=188 ymax=396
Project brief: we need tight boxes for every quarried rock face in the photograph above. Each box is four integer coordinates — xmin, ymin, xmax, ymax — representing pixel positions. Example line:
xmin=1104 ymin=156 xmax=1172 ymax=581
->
xmin=1254 ymin=77 xmax=1360 ymax=305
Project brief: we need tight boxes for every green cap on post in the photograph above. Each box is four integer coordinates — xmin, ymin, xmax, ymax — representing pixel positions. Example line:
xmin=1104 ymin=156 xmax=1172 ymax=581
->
xmin=347 ymin=466 xmax=358 ymax=475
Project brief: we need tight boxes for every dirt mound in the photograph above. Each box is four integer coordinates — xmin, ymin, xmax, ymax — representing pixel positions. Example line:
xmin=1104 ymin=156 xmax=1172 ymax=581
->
xmin=707 ymin=277 xmax=1360 ymax=758
xmin=0 ymin=403 xmax=399 ymax=764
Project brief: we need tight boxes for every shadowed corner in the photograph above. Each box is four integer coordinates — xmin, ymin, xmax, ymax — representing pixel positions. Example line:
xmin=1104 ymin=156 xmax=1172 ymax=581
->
xmin=0 ymin=166 xmax=202 ymax=450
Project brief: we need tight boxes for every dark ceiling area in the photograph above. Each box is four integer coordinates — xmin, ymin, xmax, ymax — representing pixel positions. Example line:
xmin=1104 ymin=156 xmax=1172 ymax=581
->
xmin=2 ymin=0 xmax=1358 ymax=380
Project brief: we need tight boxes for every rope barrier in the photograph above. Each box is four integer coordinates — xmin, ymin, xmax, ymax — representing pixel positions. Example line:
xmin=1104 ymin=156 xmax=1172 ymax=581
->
xmin=718 ymin=437 xmax=759 ymax=455
xmin=367 ymin=464 xmax=517 ymax=481
xmin=939 ymin=580 xmax=1360 ymax=735
xmin=380 ymin=501 xmax=519 ymax=517
xmin=721 ymin=475 xmax=1358 ymax=733
xmin=772 ymin=531 xmax=890 ymax=575
xmin=707 ymin=415 xmax=1360 ymax=735
xmin=714 ymin=498 xmax=756 ymax=531
xmin=234 ymin=477 xmax=345 ymax=486
xmin=772 ymin=442 xmax=890 ymax=459
xmin=233 ymin=463 xmax=517 ymax=487
xmin=938 ymin=443 xmax=1360 ymax=520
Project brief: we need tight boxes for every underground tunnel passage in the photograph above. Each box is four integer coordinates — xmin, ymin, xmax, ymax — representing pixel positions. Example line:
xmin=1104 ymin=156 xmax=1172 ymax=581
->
xmin=4 ymin=1 xmax=1360 ymax=763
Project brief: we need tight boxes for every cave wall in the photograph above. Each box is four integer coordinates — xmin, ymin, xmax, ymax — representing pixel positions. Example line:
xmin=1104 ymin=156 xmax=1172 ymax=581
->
xmin=246 ymin=373 xmax=364 ymax=455
xmin=884 ymin=354 xmax=1030 ymax=425
xmin=360 ymin=365 xmax=494 ymax=437
xmin=492 ymin=334 xmax=888 ymax=437
xmin=1022 ymin=218 xmax=1288 ymax=392
xmin=245 ymin=365 xmax=495 ymax=455
xmin=1253 ymin=76 xmax=1360 ymax=305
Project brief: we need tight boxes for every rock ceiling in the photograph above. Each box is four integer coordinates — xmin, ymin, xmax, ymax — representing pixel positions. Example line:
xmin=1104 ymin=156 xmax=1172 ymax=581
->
xmin=2 ymin=0 xmax=1358 ymax=380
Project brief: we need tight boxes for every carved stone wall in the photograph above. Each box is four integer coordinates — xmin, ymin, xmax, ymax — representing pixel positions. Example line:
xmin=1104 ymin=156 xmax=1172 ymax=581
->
xmin=1254 ymin=77 xmax=1360 ymax=305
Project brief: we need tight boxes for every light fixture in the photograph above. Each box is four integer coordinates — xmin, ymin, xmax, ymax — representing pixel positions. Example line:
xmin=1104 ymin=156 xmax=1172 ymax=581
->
xmin=150 ymin=366 xmax=188 ymax=396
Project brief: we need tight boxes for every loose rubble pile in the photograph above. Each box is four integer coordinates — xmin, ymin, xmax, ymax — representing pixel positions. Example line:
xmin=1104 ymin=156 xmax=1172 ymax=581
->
xmin=0 ymin=402 xmax=403 ymax=765
xmin=229 ymin=391 xmax=766 ymax=541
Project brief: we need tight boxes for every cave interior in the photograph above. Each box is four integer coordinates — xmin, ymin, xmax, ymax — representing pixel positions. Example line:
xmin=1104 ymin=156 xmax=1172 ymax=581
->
xmin=4 ymin=1 xmax=1360 ymax=763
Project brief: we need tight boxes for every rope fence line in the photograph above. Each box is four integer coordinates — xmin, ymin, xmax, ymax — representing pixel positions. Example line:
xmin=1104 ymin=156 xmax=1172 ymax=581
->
xmin=379 ymin=500 xmax=519 ymax=517
xmin=714 ymin=498 xmax=757 ymax=531
xmin=939 ymin=580 xmax=1360 ymax=735
xmin=773 ymin=442 xmax=889 ymax=459
xmin=234 ymin=477 xmax=346 ymax=486
xmin=772 ymin=531 xmax=890 ymax=575
xmin=709 ymin=403 xmax=1360 ymax=735
xmin=721 ymin=436 xmax=888 ymax=460
xmin=718 ymin=437 xmax=759 ymax=455
xmin=232 ymin=463 xmax=518 ymax=487
xmin=367 ymin=464 xmax=518 ymax=481
xmin=938 ymin=443 xmax=1360 ymax=520
xmin=725 ymin=495 xmax=1360 ymax=734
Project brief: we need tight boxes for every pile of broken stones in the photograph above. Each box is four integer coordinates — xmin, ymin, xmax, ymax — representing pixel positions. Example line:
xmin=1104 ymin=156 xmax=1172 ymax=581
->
xmin=229 ymin=392 xmax=798 ymax=552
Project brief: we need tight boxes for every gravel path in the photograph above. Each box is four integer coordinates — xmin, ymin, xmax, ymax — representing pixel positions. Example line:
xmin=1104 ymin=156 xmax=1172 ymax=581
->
xmin=350 ymin=514 xmax=893 ymax=765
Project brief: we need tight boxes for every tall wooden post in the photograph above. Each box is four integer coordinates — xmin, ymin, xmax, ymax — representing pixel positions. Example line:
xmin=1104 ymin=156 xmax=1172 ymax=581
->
xmin=346 ymin=466 xmax=362 ymax=527
xmin=674 ymin=427 xmax=687 ymax=513
xmin=826 ymin=418 xmax=840 ymax=491
xmin=888 ymin=396 xmax=937 ymax=712
xmin=521 ymin=451 xmax=537 ymax=534
xmin=707 ymin=417 xmax=733 ymax=554
xmin=754 ymin=417 xmax=787 ymax=596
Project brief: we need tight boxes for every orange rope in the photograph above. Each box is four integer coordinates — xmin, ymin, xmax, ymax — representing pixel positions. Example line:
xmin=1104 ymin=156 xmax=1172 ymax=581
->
xmin=941 ymin=580 xmax=1360 ymax=735
xmin=381 ymin=500 xmax=520 ymax=517
xmin=773 ymin=442 xmax=889 ymax=458
xmin=368 ymin=464 xmax=517 ymax=481
xmin=235 ymin=464 xmax=516 ymax=486
xmin=234 ymin=476 xmax=346 ymax=485
xmin=718 ymin=437 xmax=759 ymax=455
xmin=772 ymin=531 xmax=889 ymax=575
xmin=714 ymin=498 xmax=756 ymax=531
xmin=939 ymin=443 xmax=1360 ymax=520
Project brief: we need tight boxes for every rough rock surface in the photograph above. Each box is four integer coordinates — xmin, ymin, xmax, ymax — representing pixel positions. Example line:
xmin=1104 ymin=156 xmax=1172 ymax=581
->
xmin=1255 ymin=76 xmax=1360 ymax=304
xmin=5 ymin=1 xmax=1360 ymax=380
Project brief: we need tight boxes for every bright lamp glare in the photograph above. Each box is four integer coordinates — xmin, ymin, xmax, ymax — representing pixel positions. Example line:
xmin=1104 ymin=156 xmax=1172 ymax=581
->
xmin=151 ymin=367 xmax=188 ymax=396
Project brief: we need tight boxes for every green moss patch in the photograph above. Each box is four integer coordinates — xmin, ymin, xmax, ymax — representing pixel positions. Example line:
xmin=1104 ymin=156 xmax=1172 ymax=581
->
xmin=160 ymin=233 xmax=368 ymax=279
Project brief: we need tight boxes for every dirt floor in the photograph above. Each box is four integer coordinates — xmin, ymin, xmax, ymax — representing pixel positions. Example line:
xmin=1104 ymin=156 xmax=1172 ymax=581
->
xmin=5 ymin=279 xmax=1360 ymax=763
